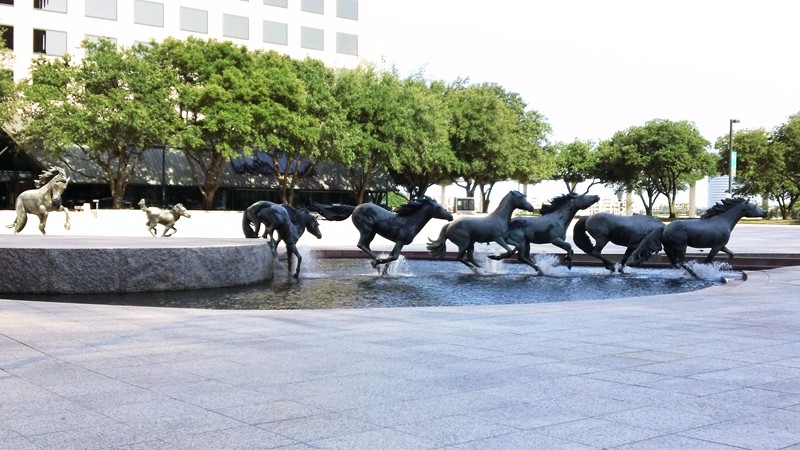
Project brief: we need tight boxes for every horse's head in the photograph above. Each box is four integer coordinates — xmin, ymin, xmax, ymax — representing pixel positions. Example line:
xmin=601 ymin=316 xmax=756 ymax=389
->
xmin=173 ymin=203 xmax=191 ymax=218
xmin=742 ymin=200 xmax=768 ymax=219
xmin=419 ymin=197 xmax=453 ymax=221
xmin=510 ymin=190 xmax=535 ymax=212
xmin=576 ymin=194 xmax=601 ymax=210
xmin=301 ymin=209 xmax=323 ymax=239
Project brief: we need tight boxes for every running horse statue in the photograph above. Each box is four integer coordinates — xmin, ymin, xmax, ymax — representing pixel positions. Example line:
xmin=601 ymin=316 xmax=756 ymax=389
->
xmin=243 ymin=200 xmax=322 ymax=278
xmin=138 ymin=199 xmax=191 ymax=237
xmin=627 ymin=197 xmax=767 ymax=277
xmin=6 ymin=166 xmax=71 ymax=234
xmin=573 ymin=212 xmax=665 ymax=273
xmin=490 ymin=193 xmax=599 ymax=273
xmin=427 ymin=190 xmax=535 ymax=269
xmin=311 ymin=197 xmax=453 ymax=275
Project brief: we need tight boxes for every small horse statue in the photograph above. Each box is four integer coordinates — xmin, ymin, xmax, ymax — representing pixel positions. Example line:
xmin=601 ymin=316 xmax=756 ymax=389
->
xmin=573 ymin=212 xmax=664 ymax=273
xmin=138 ymin=199 xmax=191 ymax=237
xmin=311 ymin=197 xmax=453 ymax=275
xmin=490 ymin=193 xmax=600 ymax=273
xmin=242 ymin=200 xmax=322 ymax=278
xmin=6 ymin=166 xmax=71 ymax=234
xmin=627 ymin=197 xmax=767 ymax=277
xmin=427 ymin=190 xmax=535 ymax=269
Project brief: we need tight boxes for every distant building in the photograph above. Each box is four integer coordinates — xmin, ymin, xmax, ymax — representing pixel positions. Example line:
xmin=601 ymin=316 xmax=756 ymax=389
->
xmin=707 ymin=175 xmax=731 ymax=208
xmin=1 ymin=0 xmax=364 ymax=81
xmin=0 ymin=0 xmax=370 ymax=209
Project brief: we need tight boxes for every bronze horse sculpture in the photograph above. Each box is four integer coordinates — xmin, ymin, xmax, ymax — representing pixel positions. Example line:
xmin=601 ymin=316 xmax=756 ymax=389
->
xmin=6 ymin=166 xmax=71 ymax=234
xmin=573 ymin=212 xmax=665 ymax=273
xmin=311 ymin=197 xmax=453 ymax=275
xmin=491 ymin=193 xmax=600 ymax=273
xmin=138 ymin=199 xmax=191 ymax=237
xmin=427 ymin=190 xmax=534 ymax=269
xmin=243 ymin=200 xmax=322 ymax=278
xmin=627 ymin=197 xmax=767 ymax=277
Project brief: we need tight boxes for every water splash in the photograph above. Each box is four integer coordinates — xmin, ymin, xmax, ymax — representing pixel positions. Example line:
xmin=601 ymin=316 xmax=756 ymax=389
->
xmin=683 ymin=261 xmax=742 ymax=280
xmin=533 ymin=253 xmax=572 ymax=276
xmin=380 ymin=254 xmax=412 ymax=277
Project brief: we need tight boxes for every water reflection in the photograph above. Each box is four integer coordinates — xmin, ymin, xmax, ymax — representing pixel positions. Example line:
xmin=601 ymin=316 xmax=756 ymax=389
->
xmin=5 ymin=257 xmax=742 ymax=310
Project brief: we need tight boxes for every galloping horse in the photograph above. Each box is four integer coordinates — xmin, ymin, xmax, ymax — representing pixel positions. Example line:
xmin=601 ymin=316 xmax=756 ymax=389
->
xmin=627 ymin=197 xmax=767 ymax=277
xmin=138 ymin=199 xmax=191 ymax=237
xmin=427 ymin=190 xmax=534 ymax=269
xmin=6 ymin=166 xmax=71 ymax=234
xmin=311 ymin=197 xmax=453 ymax=274
xmin=573 ymin=212 xmax=664 ymax=273
xmin=242 ymin=200 xmax=322 ymax=278
xmin=491 ymin=193 xmax=599 ymax=273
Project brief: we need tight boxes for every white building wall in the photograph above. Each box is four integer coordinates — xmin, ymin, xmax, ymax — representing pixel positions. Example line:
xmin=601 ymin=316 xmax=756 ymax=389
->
xmin=1 ymin=0 xmax=364 ymax=81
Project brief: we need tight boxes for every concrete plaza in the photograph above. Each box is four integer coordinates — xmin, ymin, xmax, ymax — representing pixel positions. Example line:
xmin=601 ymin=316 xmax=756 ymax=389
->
xmin=1 ymin=209 xmax=800 ymax=449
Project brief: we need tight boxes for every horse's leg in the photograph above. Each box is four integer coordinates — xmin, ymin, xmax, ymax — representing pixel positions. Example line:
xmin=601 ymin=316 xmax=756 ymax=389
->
xmin=356 ymin=231 xmax=382 ymax=269
xmin=37 ymin=205 xmax=48 ymax=234
xmin=287 ymin=242 xmax=301 ymax=278
xmin=376 ymin=242 xmax=405 ymax=275
xmin=551 ymin=238 xmax=574 ymax=269
xmin=619 ymin=247 xmax=636 ymax=273
xmin=704 ymin=245 xmax=733 ymax=264
xmin=492 ymin=237 xmax=517 ymax=260
xmin=456 ymin=245 xmax=476 ymax=268
xmin=591 ymin=239 xmax=616 ymax=272
xmin=56 ymin=206 xmax=71 ymax=230
xmin=517 ymin=242 xmax=540 ymax=273
xmin=680 ymin=262 xmax=700 ymax=279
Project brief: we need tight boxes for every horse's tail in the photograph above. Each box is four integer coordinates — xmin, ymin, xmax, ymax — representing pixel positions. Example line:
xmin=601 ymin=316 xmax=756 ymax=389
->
xmin=309 ymin=202 xmax=355 ymax=221
xmin=627 ymin=227 xmax=664 ymax=266
xmin=572 ymin=216 xmax=594 ymax=255
xmin=242 ymin=212 xmax=258 ymax=238
xmin=426 ymin=223 xmax=450 ymax=258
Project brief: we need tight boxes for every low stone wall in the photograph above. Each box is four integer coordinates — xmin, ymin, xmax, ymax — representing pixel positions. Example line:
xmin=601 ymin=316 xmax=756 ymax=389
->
xmin=0 ymin=236 xmax=274 ymax=294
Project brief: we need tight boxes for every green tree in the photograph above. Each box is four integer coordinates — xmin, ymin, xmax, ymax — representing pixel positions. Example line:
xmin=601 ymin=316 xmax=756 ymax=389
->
xmin=551 ymin=139 xmax=600 ymax=194
xmin=598 ymin=119 xmax=713 ymax=217
xmin=445 ymin=81 xmax=550 ymax=212
xmin=153 ymin=37 xmax=254 ymax=210
xmin=723 ymin=115 xmax=800 ymax=219
xmin=387 ymin=77 xmax=455 ymax=200
xmin=19 ymin=39 xmax=176 ymax=208
xmin=275 ymin=56 xmax=343 ymax=205
xmin=0 ymin=38 xmax=15 ymax=132
xmin=332 ymin=64 xmax=406 ymax=204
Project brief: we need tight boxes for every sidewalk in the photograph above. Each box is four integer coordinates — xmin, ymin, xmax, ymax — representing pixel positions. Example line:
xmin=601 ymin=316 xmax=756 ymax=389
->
xmin=1 ymin=209 xmax=800 ymax=449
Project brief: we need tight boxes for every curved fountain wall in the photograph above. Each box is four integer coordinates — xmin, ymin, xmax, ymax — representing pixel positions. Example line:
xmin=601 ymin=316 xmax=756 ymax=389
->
xmin=0 ymin=236 xmax=274 ymax=294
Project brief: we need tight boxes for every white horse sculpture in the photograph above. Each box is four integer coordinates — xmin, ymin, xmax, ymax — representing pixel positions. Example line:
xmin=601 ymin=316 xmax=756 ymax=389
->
xmin=6 ymin=166 xmax=71 ymax=234
xmin=138 ymin=199 xmax=191 ymax=237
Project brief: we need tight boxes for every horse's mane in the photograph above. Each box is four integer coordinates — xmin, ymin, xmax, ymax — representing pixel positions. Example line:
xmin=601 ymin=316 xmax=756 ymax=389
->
xmin=701 ymin=197 xmax=748 ymax=219
xmin=34 ymin=166 xmax=67 ymax=188
xmin=395 ymin=197 xmax=434 ymax=216
xmin=540 ymin=193 xmax=577 ymax=215
xmin=282 ymin=203 xmax=301 ymax=223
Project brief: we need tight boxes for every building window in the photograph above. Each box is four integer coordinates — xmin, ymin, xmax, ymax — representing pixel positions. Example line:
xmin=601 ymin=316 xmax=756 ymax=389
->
xmin=34 ymin=0 xmax=68 ymax=13
xmin=85 ymin=34 xmax=116 ymax=45
xmin=33 ymin=29 xmax=67 ymax=55
xmin=180 ymin=7 xmax=208 ymax=34
xmin=300 ymin=27 xmax=323 ymax=51
xmin=263 ymin=20 xmax=287 ymax=46
xmin=223 ymin=14 xmax=249 ymax=40
xmin=301 ymin=0 xmax=323 ymax=14
xmin=336 ymin=32 xmax=357 ymax=56
xmin=337 ymin=0 xmax=357 ymax=20
xmin=0 ymin=0 xmax=14 ymax=6
xmin=263 ymin=0 xmax=286 ymax=7
xmin=1 ymin=25 xmax=13 ymax=50
xmin=134 ymin=0 xmax=164 ymax=27
xmin=85 ymin=0 xmax=117 ymax=20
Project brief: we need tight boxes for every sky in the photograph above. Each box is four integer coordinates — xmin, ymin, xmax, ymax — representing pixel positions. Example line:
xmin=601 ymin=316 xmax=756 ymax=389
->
xmin=364 ymin=0 xmax=800 ymax=146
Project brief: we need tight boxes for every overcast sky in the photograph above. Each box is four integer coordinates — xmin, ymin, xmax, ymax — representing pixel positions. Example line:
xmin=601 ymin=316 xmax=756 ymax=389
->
xmin=364 ymin=0 xmax=800 ymax=146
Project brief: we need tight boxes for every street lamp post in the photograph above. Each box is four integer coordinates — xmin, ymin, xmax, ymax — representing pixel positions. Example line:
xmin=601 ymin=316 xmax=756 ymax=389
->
xmin=728 ymin=119 xmax=740 ymax=194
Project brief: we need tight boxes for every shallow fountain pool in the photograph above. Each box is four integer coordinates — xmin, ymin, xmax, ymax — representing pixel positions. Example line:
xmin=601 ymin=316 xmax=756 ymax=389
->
xmin=5 ymin=255 xmax=743 ymax=310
